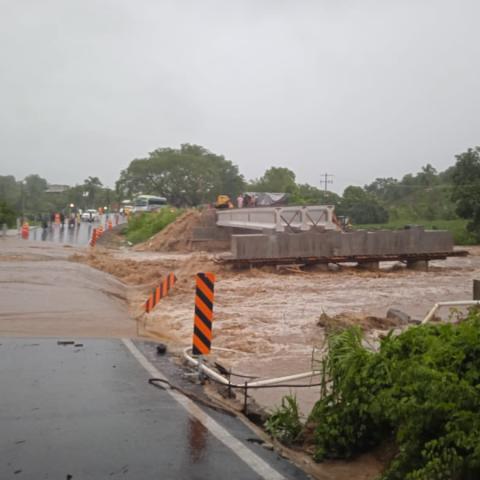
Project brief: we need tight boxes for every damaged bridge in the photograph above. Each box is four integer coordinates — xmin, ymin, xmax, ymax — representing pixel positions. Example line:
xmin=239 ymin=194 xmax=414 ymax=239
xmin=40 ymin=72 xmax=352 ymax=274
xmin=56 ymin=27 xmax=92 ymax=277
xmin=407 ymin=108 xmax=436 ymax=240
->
xmin=221 ymin=227 xmax=463 ymax=269
xmin=189 ymin=206 xmax=463 ymax=269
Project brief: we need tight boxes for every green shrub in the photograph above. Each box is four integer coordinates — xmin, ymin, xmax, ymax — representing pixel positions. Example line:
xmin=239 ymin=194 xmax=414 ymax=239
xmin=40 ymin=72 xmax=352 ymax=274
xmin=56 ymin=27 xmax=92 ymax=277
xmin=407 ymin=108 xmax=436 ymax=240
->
xmin=126 ymin=208 xmax=183 ymax=244
xmin=309 ymin=314 xmax=480 ymax=479
xmin=265 ymin=395 xmax=302 ymax=445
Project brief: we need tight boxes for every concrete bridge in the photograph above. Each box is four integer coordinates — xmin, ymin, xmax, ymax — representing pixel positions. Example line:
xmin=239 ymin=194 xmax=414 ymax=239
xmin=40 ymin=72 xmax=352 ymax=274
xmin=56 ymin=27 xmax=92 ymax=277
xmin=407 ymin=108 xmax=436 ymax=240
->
xmin=216 ymin=205 xmax=338 ymax=232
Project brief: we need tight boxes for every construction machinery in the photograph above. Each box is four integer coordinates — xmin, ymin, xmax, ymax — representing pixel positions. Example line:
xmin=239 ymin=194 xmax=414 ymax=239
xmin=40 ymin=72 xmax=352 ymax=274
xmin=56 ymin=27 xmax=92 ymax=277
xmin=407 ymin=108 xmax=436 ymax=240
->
xmin=214 ymin=195 xmax=233 ymax=209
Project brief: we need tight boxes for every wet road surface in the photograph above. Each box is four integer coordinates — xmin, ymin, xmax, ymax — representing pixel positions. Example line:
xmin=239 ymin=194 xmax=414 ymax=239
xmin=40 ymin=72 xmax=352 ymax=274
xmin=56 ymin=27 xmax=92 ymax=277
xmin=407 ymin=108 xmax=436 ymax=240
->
xmin=0 ymin=338 xmax=308 ymax=480
xmin=0 ymin=238 xmax=134 ymax=338
xmin=28 ymin=216 xmax=125 ymax=246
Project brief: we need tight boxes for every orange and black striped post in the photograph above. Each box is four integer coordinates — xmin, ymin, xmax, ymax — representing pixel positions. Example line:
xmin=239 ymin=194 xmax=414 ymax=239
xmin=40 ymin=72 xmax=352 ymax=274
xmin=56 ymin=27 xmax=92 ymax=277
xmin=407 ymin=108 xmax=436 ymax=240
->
xmin=192 ymin=272 xmax=216 ymax=355
xmin=145 ymin=272 xmax=177 ymax=313
xmin=90 ymin=228 xmax=97 ymax=247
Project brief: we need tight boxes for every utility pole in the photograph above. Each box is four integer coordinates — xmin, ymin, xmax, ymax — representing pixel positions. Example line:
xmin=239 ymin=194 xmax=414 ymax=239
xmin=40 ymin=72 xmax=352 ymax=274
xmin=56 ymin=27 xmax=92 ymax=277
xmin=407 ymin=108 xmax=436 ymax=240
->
xmin=320 ymin=173 xmax=334 ymax=192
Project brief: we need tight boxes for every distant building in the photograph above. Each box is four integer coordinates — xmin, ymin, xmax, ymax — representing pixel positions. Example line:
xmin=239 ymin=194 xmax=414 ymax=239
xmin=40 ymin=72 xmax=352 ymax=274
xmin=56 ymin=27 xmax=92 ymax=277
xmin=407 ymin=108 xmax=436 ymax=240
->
xmin=45 ymin=184 xmax=70 ymax=194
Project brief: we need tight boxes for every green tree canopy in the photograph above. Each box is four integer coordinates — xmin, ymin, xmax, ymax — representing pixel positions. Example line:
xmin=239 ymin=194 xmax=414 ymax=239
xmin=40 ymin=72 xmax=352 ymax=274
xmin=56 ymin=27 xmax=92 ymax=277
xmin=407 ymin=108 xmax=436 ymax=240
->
xmin=116 ymin=144 xmax=245 ymax=206
xmin=23 ymin=174 xmax=48 ymax=212
xmin=340 ymin=186 xmax=389 ymax=224
xmin=451 ymin=146 xmax=480 ymax=237
xmin=290 ymin=184 xmax=341 ymax=206
xmin=0 ymin=200 xmax=17 ymax=227
xmin=249 ymin=167 xmax=297 ymax=193
xmin=0 ymin=175 xmax=20 ymax=206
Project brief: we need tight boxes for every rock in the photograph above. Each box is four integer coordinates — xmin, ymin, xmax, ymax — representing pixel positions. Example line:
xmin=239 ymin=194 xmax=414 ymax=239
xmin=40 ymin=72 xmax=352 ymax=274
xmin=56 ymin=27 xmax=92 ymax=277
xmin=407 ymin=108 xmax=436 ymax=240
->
xmin=156 ymin=344 xmax=167 ymax=355
xmin=386 ymin=308 xmax=411 ymax=325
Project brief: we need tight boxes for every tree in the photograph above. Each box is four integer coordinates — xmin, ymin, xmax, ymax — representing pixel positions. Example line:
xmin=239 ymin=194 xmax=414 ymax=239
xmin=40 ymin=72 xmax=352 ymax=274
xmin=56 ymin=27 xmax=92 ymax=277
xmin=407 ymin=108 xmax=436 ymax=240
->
xmin=451 ymin=146 xmax=480 ymax=236
xmin=249 ymin=167 xmax=297 ymax=193
xmin=22 ymin=174 xmax=48 ymax=214
xmin=83 ymin=176 xmax=103 ymax=207
xmin=340 ymin=186 xmax=389 ymax=224
xmin=0 ymin=175 xmax=20 ymax=206
xmin=290 ymin=184 xmax=341 ymax=206
xmin=364 ymin=177 xmax=400 ymax=202
xmin=116 ymin=144 xmax=245 ymax=206
xmin=0 ymin=200 xmax=17 ymax=227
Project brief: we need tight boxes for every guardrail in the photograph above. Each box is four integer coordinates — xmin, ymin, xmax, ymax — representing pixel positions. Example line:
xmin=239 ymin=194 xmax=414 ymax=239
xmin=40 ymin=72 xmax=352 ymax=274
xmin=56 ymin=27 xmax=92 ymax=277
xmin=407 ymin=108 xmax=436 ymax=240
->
xmin=216 ymin=205 xmax=337 ymax=232
xmin=422 ymin=300 xmax=480 ymax=324
xmin=183 ymin=347 xmax=320 ymax=389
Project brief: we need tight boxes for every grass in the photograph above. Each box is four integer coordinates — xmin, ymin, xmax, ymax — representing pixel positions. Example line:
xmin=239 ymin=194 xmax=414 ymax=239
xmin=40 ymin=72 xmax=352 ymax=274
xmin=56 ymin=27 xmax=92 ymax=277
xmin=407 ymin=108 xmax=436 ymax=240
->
xmin=354 ymin=218 xmax=477 ymax=245
xmin=264 ymin=395 xmax=303 ymax=445
xmin=125 ymin=208 xmax=183 ymax=244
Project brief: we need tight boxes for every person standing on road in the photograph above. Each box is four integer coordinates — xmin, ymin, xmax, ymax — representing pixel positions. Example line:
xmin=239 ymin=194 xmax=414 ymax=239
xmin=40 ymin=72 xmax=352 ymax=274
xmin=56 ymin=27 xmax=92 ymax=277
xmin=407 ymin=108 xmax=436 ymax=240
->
xmin=237 ymin=194 xmax=244 ymax=209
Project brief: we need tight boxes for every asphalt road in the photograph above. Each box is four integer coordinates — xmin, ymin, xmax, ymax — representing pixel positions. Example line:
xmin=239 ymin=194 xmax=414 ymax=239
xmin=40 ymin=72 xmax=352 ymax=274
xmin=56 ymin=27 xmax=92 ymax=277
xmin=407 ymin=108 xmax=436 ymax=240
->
xmin=0 ymin=338 xmax=309 ymax=480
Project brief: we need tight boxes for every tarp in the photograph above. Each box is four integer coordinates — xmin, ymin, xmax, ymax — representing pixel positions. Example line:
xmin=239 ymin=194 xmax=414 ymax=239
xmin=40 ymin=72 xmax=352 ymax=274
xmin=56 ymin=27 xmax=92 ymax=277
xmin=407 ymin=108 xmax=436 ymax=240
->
xmin=244 ymin=192 xmax=289 ymax=206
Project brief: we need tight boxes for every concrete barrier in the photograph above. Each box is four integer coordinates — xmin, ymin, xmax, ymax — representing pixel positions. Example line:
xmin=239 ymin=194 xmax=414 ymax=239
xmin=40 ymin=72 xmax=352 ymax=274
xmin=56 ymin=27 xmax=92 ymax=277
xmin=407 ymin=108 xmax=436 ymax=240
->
xmin=230 ymin=228 xmax=454 ymax=260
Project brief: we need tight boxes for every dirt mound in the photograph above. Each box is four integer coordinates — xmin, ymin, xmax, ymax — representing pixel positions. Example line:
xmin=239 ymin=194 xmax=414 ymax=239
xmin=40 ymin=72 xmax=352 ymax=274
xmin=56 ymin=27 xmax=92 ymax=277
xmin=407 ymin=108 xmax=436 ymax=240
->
xmin=70 ymin=251 xmax=174 ymax=286
xmin=317 ymin=311 xmax=401 ymax=332
xmin=133 ymin=209 xmax=202 ymax=252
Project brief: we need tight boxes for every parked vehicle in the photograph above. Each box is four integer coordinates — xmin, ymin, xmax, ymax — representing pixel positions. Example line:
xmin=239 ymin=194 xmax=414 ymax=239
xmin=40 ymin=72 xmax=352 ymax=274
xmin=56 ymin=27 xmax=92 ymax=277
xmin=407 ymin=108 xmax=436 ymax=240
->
xmin=132 ymin=195 xmax=167 ymax=213
xmin=81 ymin=209 xmax=99 ymax=222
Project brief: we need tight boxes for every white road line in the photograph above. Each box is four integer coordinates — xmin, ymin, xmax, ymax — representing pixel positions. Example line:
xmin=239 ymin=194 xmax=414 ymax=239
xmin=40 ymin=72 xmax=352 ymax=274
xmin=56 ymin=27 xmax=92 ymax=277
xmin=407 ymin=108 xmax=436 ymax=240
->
xmin=122 ymin=338 xmax=286 ymax=480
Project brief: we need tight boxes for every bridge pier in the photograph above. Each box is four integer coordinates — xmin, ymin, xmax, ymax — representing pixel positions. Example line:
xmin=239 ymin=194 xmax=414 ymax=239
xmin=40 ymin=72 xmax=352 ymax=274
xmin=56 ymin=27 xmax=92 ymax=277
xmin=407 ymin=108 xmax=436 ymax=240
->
xmin=407 ymin=259 xmax=429 ymax=271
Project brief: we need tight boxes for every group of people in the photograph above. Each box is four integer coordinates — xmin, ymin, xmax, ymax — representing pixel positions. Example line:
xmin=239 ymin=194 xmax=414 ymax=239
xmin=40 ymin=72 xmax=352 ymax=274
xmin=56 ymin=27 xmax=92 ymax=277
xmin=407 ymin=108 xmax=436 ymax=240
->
xmin=40 ymin=212 xmax=79 ymax=229
xmin=236 ymin=193 xmax=256 ymax=209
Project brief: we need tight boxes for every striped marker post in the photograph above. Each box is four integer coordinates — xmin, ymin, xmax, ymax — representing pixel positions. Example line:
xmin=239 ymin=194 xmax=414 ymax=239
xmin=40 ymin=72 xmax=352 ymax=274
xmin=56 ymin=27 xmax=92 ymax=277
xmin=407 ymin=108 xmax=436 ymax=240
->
xmin=90 ymin=228 xmax=97 ymax=247
xmin=145 ymin=272 xmax=177 ymax=313
xmin=192 ymin=273 xmax=216 ymax=356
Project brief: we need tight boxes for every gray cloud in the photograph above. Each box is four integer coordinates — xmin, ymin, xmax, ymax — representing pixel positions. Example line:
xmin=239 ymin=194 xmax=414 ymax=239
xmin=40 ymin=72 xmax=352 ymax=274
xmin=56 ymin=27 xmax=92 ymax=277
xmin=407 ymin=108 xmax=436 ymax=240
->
xmin=1 ymin=0 xmax=479 ymax=192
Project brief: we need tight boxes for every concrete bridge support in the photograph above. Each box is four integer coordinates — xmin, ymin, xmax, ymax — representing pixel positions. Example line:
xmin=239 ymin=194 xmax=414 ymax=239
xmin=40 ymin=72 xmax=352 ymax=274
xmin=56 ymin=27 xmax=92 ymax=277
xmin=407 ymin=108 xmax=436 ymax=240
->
xmin=406 ymin=259 xmax=429 ymax=271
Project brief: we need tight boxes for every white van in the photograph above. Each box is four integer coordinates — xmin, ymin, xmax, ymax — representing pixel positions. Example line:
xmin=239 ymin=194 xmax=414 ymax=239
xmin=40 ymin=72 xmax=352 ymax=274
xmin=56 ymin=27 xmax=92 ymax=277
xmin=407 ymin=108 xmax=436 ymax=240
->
xmin=132 ymin=195 xmax=167 ymax=213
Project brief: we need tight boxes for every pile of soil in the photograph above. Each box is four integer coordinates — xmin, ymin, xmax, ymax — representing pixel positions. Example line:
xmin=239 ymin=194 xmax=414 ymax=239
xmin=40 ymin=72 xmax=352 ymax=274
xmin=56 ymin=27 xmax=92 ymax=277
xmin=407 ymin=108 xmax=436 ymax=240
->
xmin=317 ymin=311 xmax=401 ymax=332
xmin=133 ymin=209 xmax=202 ymax=252
xmin=70 ymin=251 xmax=175 ymax=286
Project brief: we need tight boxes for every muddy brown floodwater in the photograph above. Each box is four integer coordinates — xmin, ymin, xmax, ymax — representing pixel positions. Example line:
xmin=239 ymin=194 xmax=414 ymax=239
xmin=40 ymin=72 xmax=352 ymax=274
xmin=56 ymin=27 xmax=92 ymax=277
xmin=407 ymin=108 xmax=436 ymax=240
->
xmin=89 ymin=246 xmax=479 ymax=417
xmin=4 ymin=237 xmax=478 ymax=479
xmin=4 ymin=235 xmax=479 ymax=418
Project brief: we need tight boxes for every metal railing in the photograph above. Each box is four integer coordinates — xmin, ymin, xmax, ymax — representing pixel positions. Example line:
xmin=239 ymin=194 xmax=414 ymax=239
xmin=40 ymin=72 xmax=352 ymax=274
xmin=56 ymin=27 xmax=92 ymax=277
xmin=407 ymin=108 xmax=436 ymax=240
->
xmin=422 ymin=300 xmax=480 ymax=324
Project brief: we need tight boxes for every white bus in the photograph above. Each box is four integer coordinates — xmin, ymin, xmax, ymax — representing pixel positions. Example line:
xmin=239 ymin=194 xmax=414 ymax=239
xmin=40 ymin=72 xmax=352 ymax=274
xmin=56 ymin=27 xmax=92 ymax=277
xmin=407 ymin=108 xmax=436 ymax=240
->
xmin=132 ymin=195 xmax=167 ymax=213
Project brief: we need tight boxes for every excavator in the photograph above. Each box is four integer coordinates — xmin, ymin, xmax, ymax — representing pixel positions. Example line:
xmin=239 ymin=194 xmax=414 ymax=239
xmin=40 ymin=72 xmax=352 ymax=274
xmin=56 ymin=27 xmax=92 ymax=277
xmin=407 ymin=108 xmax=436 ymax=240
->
xmin=214 ymin=195 xmax=234 ymax=209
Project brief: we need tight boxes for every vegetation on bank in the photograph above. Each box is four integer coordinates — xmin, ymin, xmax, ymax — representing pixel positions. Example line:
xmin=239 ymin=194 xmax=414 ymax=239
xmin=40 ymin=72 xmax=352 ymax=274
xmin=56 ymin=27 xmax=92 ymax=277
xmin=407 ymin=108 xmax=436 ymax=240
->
xmin=266 ymin=311 xmax=480 ymax=479
xmin=125 ymin=208 xmax=183 ymax=244
xmin=3 ymin=144 xmax=480 ymax=244
xmin=355 ymin=218 xmax=476 ymax=245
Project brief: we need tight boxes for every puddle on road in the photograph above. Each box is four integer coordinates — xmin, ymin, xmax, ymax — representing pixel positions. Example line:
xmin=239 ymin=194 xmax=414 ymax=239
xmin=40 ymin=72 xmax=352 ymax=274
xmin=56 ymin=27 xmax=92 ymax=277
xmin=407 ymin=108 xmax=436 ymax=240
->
xmin=29 ymin=223 xmax=94 ymax=246
xmin=26 ymin=216 xmax=126 ymax=246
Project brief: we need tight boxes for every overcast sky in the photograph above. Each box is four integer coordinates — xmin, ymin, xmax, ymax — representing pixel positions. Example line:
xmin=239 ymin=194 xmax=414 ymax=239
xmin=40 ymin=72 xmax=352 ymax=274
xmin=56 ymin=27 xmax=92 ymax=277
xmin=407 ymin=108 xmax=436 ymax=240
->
xmin=1 ymin=1 xmax=479 ymax=193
